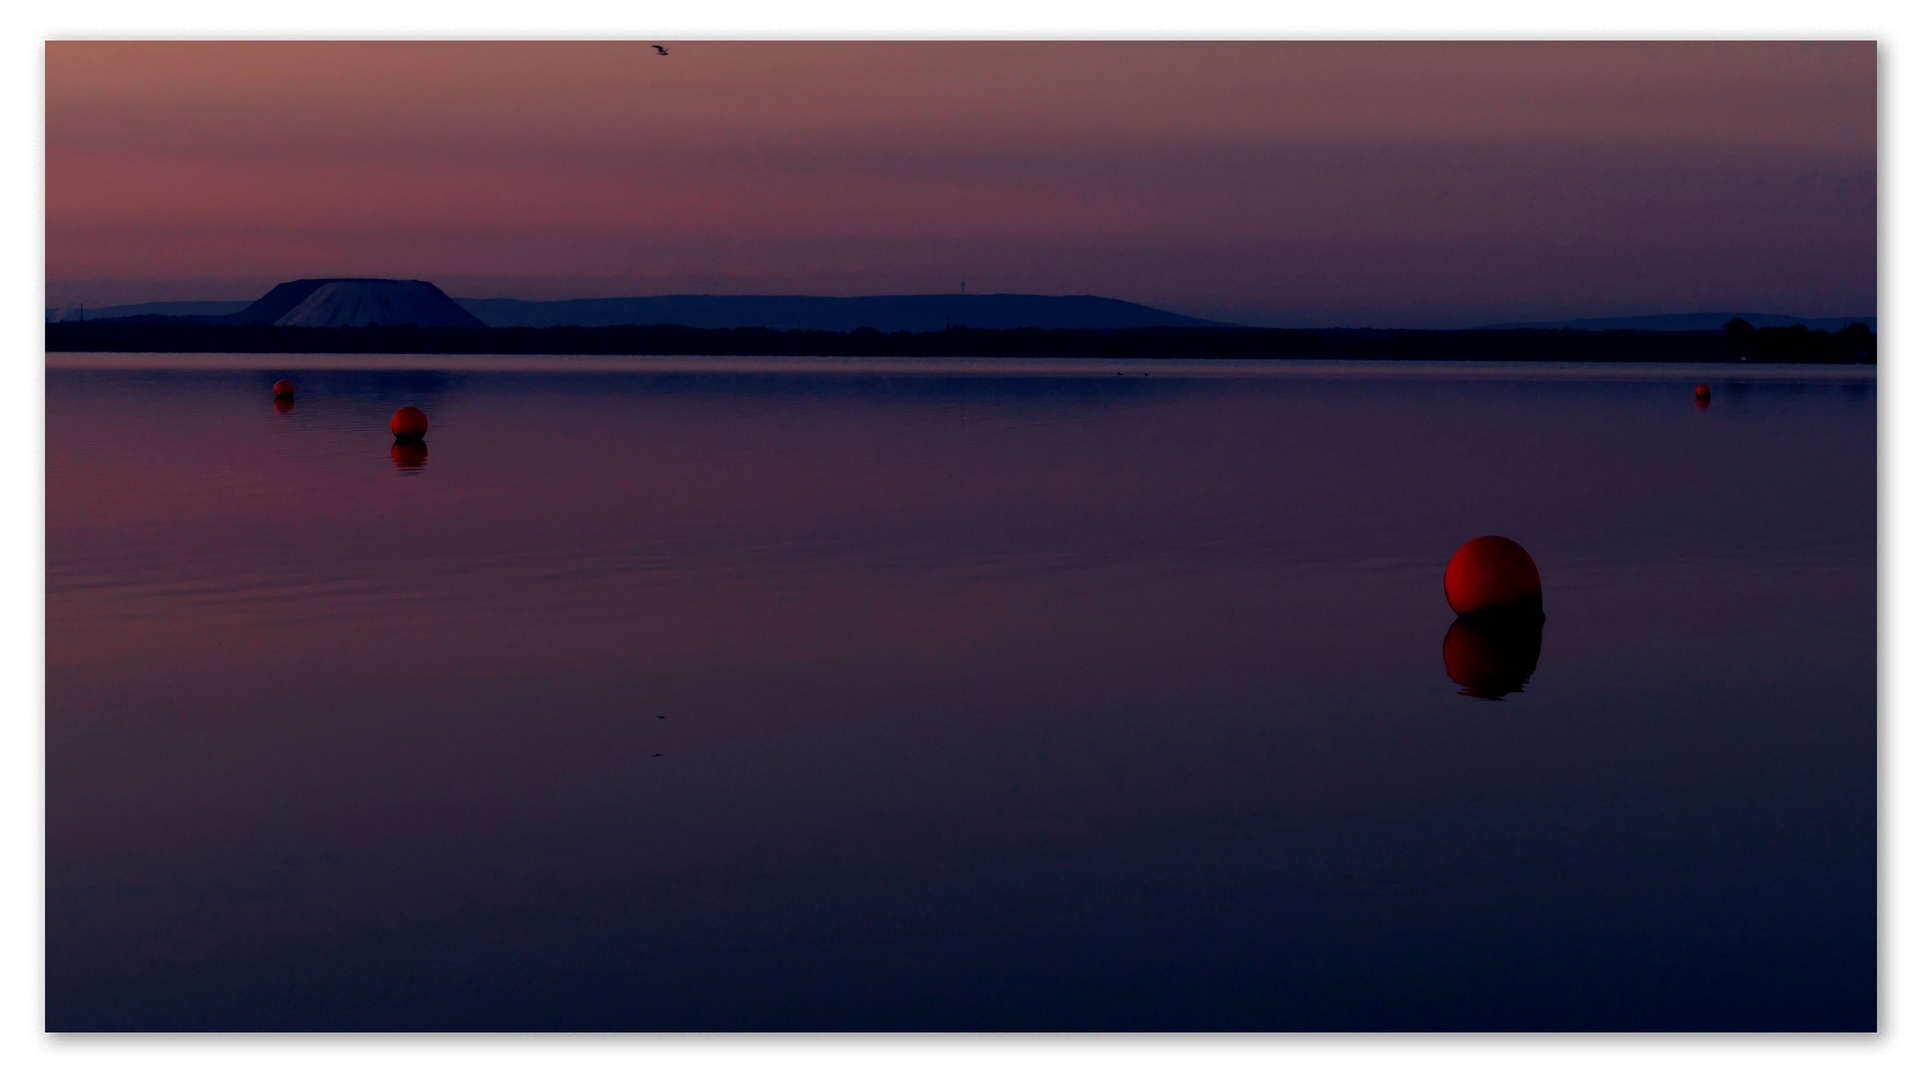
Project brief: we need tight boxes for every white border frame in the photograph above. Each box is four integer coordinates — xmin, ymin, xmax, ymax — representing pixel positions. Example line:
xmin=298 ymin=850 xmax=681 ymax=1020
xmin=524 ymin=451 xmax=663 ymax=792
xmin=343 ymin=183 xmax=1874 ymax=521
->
xmin=6 ymin=5 xmax=1910 ymax=1079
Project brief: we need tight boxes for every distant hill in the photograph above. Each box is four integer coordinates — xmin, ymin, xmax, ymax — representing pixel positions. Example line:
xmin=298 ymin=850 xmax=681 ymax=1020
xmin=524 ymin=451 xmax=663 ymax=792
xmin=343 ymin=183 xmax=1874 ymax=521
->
xmin=451 ymin=293 xmax=1234 ymax=331
xmin=57 ymin=279 xmax=486 ymax=329
xmin=1479 ymin=312 xmax=1876 ymax=333
xmin=217 ymin=279 xmax=486 ymax=328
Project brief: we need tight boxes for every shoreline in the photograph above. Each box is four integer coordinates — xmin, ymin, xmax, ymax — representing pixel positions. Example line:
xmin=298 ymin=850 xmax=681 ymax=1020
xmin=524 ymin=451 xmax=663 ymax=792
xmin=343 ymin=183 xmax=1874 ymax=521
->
xmin=44 ymin=352 xmax=1877 ymax=381
xmin=43 ymin=323 xmax=1874 ymax=365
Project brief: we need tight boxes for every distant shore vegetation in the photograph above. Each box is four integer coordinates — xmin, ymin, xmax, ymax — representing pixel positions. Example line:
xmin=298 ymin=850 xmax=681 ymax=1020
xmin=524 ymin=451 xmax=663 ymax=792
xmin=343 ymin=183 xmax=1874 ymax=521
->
xmin=1722 ymin=318 xmax=1874 ymax=363
xmin=46 ymin=320 xmax=1874 ymax=363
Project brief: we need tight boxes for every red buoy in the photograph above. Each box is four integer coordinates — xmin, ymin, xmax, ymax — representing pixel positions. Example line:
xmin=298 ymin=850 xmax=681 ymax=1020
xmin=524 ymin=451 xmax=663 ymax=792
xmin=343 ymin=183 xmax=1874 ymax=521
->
xmin=390 ymin=406 xmax=429 ymax=442
xmin=1444 ymin=536 xmax=1543 ymax=618
xmin=1694 ymin=383 xmax=1711 ymax=400
xmin=272 ymin=379 xmax=295 ymax=398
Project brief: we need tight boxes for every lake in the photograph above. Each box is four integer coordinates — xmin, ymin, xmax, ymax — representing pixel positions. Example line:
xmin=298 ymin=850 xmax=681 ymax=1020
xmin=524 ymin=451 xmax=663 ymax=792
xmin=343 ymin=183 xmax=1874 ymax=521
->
xmin=45 ymin=355 xmax=1877 ymax=1031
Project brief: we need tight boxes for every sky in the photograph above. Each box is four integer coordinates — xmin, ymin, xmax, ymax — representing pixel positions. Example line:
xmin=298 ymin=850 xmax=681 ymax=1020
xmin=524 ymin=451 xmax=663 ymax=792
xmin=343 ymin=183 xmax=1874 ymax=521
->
xmin=45 ymin=41 xmax=1876 ymax=327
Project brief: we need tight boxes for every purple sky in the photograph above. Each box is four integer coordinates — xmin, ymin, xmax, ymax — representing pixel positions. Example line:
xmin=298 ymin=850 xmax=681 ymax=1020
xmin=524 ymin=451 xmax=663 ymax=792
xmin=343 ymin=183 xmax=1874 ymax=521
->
xmin=46 ymin=41 xmax=1876 ymax=326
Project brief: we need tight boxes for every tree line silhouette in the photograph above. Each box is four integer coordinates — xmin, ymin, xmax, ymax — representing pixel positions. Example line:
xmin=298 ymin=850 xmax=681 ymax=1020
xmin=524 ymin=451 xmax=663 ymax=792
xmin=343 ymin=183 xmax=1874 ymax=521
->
xmin=1723 ymin=318 xmax=1874 ymax=362
xmin=47 ymin=320 xmax=1874 ymax=363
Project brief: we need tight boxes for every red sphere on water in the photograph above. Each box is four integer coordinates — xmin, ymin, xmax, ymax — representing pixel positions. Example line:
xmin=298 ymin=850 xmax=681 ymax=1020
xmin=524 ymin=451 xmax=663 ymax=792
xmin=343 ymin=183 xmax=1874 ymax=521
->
xmin=272 ymin=379 xmax=295 ymax=398
xmin=390 ymin=406 xmax=430 ymax=441
xmin=1695 ymin=383 xmax=1711 ymax=399
xmin=1444 ymin=536 xmax=1543 ymax=617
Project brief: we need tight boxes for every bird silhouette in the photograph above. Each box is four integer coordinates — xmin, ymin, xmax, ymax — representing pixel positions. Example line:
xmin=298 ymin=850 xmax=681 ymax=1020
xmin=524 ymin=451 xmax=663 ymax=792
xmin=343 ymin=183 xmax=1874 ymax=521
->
xmin=652 ymin=45 xmax=669 ymax=56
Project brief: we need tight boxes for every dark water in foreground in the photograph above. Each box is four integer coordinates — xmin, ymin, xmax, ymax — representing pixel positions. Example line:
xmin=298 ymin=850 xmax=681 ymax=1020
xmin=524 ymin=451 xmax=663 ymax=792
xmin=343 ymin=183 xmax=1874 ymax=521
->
xmin=46 ymin=357 xmax=1876 ymax=1031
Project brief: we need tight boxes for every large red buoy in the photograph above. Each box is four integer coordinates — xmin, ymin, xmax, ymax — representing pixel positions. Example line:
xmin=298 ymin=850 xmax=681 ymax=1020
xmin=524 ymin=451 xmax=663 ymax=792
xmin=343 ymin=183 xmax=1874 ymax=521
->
xmin=1694 ymin=383 xmax=1711 ymax=400
xmin=1444 ymin=536 xmax=1543 ymax=618
xmin=390 ymin=406 xmax=429 ymax=442
xmin=272 ymin=379 xmax=295 ymax=398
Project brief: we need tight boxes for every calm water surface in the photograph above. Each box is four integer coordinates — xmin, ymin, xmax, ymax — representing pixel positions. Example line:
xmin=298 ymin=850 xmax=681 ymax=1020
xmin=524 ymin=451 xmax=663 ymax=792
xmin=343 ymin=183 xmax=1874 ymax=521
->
xmin=46 ymin=356 xmax=1877 ymax=1031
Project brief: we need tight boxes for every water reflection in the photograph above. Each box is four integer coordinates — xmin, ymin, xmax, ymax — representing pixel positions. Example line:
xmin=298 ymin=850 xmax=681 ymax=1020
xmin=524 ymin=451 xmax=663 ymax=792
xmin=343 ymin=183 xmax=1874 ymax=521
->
xmin=390 ymin=442 xmax=429 ymax=472
xmin=44 ymin=364 xmax=1876 ymax=1031
xmin=273 ymin=398 xmax=294 ymax=414
xmin=1442 ymin=615 xmax=1544 ymax=699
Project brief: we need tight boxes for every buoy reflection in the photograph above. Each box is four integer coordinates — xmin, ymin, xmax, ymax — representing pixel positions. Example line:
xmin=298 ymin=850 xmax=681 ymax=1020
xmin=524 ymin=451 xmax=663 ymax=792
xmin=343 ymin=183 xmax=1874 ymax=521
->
xmin=1443 ymin=615 xmax=1543 ymax=700
xmin=390 ymin=442 xmax=429 ymax=472
xmin=273 ymin=398 xmax=294 ymax=414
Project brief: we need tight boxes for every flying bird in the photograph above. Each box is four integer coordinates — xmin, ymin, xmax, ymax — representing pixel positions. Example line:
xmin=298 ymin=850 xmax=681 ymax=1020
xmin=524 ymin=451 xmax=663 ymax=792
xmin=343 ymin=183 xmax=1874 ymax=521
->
xmin=652 ymin=45 xmax=669 ymax=56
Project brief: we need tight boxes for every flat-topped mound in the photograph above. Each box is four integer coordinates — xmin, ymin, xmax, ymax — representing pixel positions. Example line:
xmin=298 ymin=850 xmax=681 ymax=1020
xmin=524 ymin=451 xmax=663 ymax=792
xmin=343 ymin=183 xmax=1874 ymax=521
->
xmin=221 ymin=278 xmax=486 ymax=329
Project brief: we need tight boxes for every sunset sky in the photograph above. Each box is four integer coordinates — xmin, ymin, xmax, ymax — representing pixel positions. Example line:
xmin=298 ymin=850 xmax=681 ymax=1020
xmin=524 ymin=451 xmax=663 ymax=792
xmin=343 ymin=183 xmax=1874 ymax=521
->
xmin=45 ymin=41 xmax=1875 ymax=326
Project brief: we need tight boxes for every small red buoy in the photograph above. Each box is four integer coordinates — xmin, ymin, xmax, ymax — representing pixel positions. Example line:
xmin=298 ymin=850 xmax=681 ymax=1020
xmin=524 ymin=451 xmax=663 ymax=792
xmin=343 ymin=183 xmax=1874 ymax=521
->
xmin=1444 ymin=536 xmax=1543 ymax=618
xmin=1694 ymin=383 xmax=1711 ymax=400
xmin=272 ymin=379 xmax=295 ymax=398
xmin=390 ymin=406 xmax=429 ymax=442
